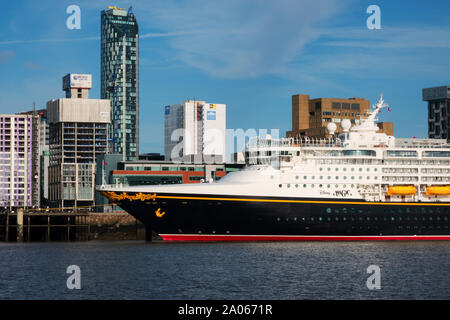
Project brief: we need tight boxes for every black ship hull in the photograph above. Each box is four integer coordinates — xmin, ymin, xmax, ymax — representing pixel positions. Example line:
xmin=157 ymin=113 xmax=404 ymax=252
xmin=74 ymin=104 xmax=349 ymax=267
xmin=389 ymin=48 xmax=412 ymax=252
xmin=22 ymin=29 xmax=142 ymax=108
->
xmin=101 ymin=191 xmax=450 ymax=241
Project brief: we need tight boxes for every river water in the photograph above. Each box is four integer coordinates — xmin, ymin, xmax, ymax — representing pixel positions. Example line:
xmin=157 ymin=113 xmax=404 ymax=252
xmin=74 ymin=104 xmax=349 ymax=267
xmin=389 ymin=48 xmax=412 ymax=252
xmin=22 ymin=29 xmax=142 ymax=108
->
xmin=0 ymin=241 xmax=448 ymax=299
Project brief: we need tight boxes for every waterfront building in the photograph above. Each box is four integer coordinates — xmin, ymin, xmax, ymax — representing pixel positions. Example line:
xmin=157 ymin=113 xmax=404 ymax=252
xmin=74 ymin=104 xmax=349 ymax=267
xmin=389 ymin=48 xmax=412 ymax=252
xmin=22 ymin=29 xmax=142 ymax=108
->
xmin=164 ymin=100 xmax=226 ymax=163
xmin=0 ymin=113 xmax=40 ymax=209
xmin=47 ymin=74 xmax=110 ymax=208
xmin=101 ymin=6 xmax=139 ymax=161
xmin=423 ymin=85 xmax=450 ymax=139
xmin=287 ymin=94 xmax=393 ymax=138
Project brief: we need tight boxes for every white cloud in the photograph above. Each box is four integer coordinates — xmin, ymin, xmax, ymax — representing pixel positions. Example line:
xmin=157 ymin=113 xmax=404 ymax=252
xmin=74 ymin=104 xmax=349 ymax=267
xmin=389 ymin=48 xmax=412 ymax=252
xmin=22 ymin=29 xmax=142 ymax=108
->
xmin=137 ymin=0 xmax=348 ymax=78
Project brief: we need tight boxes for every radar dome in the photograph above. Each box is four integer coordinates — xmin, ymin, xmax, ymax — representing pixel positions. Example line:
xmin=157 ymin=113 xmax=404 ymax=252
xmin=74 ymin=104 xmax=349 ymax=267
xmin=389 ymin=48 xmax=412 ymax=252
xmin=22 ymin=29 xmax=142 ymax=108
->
xmin=326 ymin=122 xmax=337 ymax=135
xmin=341 ymin=119 xmax=351 ymax=132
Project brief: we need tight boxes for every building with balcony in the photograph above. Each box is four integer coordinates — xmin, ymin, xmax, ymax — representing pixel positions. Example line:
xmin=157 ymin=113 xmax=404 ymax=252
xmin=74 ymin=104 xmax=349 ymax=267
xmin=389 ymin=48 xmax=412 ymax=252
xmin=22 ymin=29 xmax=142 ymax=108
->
xmin=0 ymin=114 xmax=40 ymax=209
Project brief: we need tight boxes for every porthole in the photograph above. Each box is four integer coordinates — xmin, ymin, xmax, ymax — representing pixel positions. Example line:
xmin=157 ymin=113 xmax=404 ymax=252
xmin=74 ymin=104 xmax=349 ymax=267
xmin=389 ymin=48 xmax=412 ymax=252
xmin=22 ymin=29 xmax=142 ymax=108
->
xmin=296 ymin=176 xmax=299 ymax=180
xmin=304 ymin=176 xmax=307 ymax=179
xmin=359 ymin=168 xmax=362 ymax=172
xmin=326 ymin=208 xmax=332 ymax=213
xmin=279 ymin=184 xmax=282 ymax=188
xmin=303 ymin=184 xmax=307 ymax=188
xmin=336 ymin=176 xmax=339 ymax=180
xmin=295 ymin=184 xmax=298 ymax=188
xmin=287 ymin=184 xmax=291 ymax=188
xmin=335 ymin=168 xmax=339 ymax=171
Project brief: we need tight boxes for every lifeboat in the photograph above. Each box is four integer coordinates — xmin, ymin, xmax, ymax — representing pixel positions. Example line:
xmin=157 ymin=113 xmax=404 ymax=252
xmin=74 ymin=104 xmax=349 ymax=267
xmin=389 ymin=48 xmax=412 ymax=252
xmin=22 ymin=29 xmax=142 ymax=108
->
xmin=387 ymin=186 xmax=416 ymax=195
xmin=425 ymin=186 xmax=450 ymax=195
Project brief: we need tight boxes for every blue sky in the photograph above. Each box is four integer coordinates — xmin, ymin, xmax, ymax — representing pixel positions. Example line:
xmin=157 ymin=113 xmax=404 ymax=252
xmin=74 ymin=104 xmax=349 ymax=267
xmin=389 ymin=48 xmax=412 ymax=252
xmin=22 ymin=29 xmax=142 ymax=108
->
xmin=0 ymin=0 xmax=449 ymax=155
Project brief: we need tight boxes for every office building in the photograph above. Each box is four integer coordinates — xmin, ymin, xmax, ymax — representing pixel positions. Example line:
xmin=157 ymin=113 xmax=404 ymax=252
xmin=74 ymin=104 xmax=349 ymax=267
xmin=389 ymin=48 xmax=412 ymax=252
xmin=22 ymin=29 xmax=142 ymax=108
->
xmin=423 ymin=86 xmax=450 ymax=139
xmin=0 ymin=114 xmax=40 ymax=209
xmin=287 ymin=94 xmax=393 ymax=138
xmin=101 ymin=6 xmax=139 ymax=161
xmin=164 ymin=100 xmax=226 ymax=163
xmin=47 ymin=74 xmax=110 ymax=208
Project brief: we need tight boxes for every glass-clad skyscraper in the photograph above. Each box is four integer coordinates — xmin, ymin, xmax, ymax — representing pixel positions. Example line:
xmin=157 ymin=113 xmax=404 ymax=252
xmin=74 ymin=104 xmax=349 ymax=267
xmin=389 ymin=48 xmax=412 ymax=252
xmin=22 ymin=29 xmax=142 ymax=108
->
xmin=101 ymin=6 xmax=139 ymax=161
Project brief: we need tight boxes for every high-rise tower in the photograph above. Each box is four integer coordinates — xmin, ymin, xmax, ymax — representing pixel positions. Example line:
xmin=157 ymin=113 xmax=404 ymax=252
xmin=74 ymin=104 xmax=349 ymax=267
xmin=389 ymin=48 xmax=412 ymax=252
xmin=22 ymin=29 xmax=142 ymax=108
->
xmin=101 ymin=6 xmax=139 ymax=161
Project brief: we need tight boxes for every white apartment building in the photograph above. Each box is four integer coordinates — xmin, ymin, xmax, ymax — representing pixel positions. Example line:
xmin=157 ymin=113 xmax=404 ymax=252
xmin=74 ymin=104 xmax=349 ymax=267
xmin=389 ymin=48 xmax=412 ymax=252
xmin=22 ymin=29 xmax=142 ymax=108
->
xmin=164 ymin=100 xmax=226 ymax=163
xmin=0 ymin=114 xmax=40 ymax=209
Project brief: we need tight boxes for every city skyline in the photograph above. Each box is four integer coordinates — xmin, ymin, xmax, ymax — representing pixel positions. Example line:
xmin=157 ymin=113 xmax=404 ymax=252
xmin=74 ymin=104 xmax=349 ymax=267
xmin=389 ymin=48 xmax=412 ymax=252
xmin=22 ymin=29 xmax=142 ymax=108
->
xmin=0 ymin=0 xmax=449 ymax=156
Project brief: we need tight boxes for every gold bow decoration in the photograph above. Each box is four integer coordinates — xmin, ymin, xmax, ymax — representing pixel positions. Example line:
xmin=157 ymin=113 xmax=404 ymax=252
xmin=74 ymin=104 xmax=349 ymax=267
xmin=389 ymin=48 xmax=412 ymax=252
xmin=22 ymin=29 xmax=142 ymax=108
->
xmin=102 ymin=191 xmax=157 ymax=202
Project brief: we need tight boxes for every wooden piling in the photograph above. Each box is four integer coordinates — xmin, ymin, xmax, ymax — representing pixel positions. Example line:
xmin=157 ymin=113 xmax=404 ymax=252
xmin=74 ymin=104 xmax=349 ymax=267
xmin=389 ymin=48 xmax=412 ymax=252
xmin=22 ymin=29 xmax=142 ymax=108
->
xmin=17 ymin=208 xmax=24 ymax=242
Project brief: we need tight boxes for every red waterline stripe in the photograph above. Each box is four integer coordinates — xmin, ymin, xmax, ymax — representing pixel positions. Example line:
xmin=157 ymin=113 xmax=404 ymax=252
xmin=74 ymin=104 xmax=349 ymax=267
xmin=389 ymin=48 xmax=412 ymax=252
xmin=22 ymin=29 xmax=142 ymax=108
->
xmin=160 ymin=234 xmax=450 ymax=241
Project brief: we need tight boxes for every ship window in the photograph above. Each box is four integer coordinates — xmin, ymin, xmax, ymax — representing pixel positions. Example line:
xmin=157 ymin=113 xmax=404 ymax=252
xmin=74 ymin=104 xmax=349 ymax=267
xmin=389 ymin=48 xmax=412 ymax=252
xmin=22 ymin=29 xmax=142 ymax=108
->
xmin=351 ymin=176 xmax=354 ymax=179
xmin=367 ymin=176 xmax=370 ymax=180
xmin=271 ymin=176 xmax=274 ymax=179
xmin=343 ymin=168 xmax=347 ymax=171
xmin=279 ymin=184 xmax=282 ymax=188
xmin=287 ymin=184 xmax=291 ymax=188
xmin=336 ymin=176 xmax=339 ymax=180
xmin=335 ymin=184 xmax=338 ymax=188
xmin=312 ymin=176 xmax=315 ymax=179
xmin=328 ymin=176 xmax=331 ymax=180
xmin=296 ymin=176 xmax=299 ymax=179
xmin=327 ymin=168 xmax=331 ymax=171
xmin=320 ymin=176 xmax=323 ymax=180
xmin=344 ymin=176 xmax=347 ymax=180
xmin=304 ymin=176 xmax=307 ymax=179
xmin=320 ymin=168 xmax=323 ymax=171
xmin=359 ymin=168 xmax=362 ymax=172
xmin=295 ymin=184 xmax=298 ymax=188
xmin=351 ymin=168 xmax=355 ymax=171
xmin=327 ymin=185 xmax=330 ymax=188
xmin=335 ymin=168 xmax=339 ymax=171
xmin=359 ymin=176 xmax=362 ymax=180
xmin=303 ymin=184 xmax=307 ymax=188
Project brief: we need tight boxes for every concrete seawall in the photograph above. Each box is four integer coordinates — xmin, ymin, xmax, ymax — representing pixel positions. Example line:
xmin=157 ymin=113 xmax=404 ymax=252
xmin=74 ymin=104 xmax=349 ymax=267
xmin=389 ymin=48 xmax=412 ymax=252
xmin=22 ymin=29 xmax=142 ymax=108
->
xmin=90 ymin=212 xmax=146 ymax=240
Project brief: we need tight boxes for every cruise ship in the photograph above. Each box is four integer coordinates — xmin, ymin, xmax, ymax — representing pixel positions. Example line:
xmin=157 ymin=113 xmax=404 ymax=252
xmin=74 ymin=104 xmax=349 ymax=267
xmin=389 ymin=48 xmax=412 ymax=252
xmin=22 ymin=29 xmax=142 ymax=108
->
xmin=100 ymin=96 xmax=450 ymax=241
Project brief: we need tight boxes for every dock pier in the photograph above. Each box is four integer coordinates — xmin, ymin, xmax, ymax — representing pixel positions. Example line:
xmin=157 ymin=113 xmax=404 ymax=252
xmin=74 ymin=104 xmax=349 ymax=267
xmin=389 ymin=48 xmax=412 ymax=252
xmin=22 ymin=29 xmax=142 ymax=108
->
xmin=0 ymin=210 xmax=90 ymax=242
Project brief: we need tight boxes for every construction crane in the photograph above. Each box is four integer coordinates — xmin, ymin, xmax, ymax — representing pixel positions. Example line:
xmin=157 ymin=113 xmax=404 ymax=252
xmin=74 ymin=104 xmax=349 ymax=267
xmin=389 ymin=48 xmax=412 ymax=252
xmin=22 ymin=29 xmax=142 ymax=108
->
xmin=107 ymin=6 xmax=134 ymax=154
